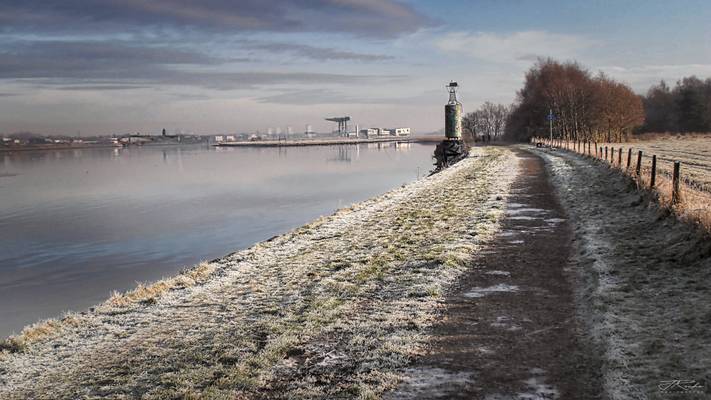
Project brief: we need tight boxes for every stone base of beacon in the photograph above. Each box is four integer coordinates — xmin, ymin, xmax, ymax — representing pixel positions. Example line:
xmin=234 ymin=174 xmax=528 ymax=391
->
xmin=433 ymin=138 xmax=468 ymax=171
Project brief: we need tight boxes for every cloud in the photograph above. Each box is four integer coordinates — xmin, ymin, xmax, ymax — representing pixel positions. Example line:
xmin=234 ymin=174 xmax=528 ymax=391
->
xmin=598 ymin=63 xmax=711 ymax=91
xmin=0 ymin=40 xmax=228 ymax=79
xmin=256 ymin=89 xmax=388 ymax=105
xmin=241 ymin=41 xmax=394 ymax=62
xmin=0 ymin=0 xmax=432 ymax=38
xmin=0 ymin=40 xmax=396 ymax=90
xmin=256 ymin=86 xmax=423 ymax=106
xmin=56 ymin=85 xmax=150 ymax=91
xmin=435 ymin=30 xmax=598 ymax=63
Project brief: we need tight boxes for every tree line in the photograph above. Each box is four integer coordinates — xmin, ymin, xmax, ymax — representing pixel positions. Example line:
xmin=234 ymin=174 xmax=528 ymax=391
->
xmin=642 ymin=77 xmax=711 ymax=133
xmin=462 ymin=58 xmax=710 ymax=143
xmin=504 ymin=59 xmax=644 ymax=142
xmin=462 ymin=102 xmax=510 ymax=142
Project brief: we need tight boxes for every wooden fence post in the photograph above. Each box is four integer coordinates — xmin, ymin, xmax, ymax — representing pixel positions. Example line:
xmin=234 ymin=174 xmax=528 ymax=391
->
xmin=618 ymin=147 xmax=622 ymax=166
xmin=605 ymin=146 xmax=608 ymax=161
xmin=636 ymin=150 xmax=642 ymax=176
xmin=672 ymin=161 xmax=681 ymax=204
xmin=611 ymin=147 xmax=615 ymax=164
xmin=650 ymin=155 xmax=657 ymax=188
xmin=626 ymin=148 xmax=632 ymax=169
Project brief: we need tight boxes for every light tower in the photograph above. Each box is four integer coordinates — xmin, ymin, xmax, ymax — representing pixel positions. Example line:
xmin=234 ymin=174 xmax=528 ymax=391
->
xmin=445 ymin=81 xmax=462 ymax=140
xmin=434 ymin=81 xmax=467 ymax=171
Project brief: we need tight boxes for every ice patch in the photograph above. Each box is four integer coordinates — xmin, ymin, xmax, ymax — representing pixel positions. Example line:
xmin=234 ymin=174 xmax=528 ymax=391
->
xmin=506 ymin=207 xmax=548 ymax=216
xmin=520 ymin=376 xmax=559 ymax=399
xmin=464 ymin=284 xmax=520 ymax=298
xmin=484 ymin=373 xmax=559 ymax=400
xmin=389 ymin=367 xmax=475 ymax=399
xmin=485 ymin=270 xmax=511 ymax=276
xmin=491 ymin=315 xmax=522 ymax=331
xmin=544 ymin=218 xmax=566 ymax=225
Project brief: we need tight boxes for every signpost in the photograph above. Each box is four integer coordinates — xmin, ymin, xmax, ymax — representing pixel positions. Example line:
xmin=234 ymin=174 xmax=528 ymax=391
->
xmin=547 ymin=109 xmax=555 ymax=147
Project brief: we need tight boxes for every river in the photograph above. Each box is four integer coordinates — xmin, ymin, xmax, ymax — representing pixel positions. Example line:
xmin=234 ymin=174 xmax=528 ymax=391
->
xmin=0 ymin=142 xmax=435 ymax=338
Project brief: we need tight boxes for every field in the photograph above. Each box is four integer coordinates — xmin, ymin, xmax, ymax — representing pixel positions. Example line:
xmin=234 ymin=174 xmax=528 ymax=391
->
xmin=628 ymin=135 xmax=711 ymax=193
xmin=558 ymin=134 xmax=711 ymax=230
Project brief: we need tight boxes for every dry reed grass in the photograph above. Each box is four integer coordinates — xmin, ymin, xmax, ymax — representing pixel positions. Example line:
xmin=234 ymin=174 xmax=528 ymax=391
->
xmin=1 ymin=261 xmax=217 ymax=352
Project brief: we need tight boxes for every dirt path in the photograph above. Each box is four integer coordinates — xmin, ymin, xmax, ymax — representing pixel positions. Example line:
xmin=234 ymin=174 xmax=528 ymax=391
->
xmin=388 ymin=148 xmax=602 ymax=399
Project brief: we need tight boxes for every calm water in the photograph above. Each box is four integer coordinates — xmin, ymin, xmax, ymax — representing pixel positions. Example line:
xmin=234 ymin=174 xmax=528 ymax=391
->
xmin=0 ymin=142 xmax=434 ymax=338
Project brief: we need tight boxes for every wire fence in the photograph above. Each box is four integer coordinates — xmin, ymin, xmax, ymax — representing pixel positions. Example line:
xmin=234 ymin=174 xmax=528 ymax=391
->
xmin=532 ymin=136 xmax=711 ymax=231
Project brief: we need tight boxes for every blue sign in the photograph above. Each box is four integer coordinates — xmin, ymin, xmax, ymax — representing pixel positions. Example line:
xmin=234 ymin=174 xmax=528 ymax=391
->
xmin=547 ymin=112 xmax=556 ymax=121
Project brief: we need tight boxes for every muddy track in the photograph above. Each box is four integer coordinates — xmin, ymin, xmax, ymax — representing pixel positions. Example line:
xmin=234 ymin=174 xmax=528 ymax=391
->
xmin=389 ymin=148 xmax=602 ymax=399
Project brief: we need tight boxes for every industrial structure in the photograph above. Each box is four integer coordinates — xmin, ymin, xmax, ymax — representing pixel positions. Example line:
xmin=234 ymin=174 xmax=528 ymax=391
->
xmin=325 ymin=116 xmax=351 ymax=136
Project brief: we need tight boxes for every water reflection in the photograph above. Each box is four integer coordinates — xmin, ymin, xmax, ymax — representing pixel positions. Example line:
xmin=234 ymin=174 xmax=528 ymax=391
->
xmin=0 ymin=142 xmax=434 ymax=337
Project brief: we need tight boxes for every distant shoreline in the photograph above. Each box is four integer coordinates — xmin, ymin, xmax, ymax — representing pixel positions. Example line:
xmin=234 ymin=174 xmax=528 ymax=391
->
xmin=214 ymin=136 xmax=442 ymax=148
xmin=1 ymin=136 xmax=445 ymax=153
xmin=0 ymin=144 xmax=122 ymax=153
xmin=0 ymin=142 xmax=209 ymax=153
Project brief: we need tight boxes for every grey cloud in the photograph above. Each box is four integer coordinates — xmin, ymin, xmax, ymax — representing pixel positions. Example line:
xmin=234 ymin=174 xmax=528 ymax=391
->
xmin=0 ymin=0 xmax=432 ymax=38
xmin=8 ymin=69 xmax=397 ymax=93
xmin=516 ymin=54 xmax=542 ymax=62
xmin=258 ymin=89 xmax=398 ymax=105
xmin=0 ymin=38 xmax=399 ymax=90
xmin=243 ymin=41 xmax=394 ymax=62
xmin=0 ymin=40 xmax=229 ymax=80
xmin=56 ymin=85 xmax=150 ymax=91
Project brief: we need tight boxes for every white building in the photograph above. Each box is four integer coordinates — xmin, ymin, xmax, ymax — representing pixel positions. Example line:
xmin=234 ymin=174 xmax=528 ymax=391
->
xmin=390 ymin=128 xmax=411 ymax=136
xmin=214 ymin=135 xmax=224 ymax=142
xmin=360 ymin=128 xmax=379 ymax=138
xmin=226 ymin=135 xmax=236 ymax=142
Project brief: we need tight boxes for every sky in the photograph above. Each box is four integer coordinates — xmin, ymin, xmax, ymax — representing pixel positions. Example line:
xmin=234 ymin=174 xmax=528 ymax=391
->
xmin=1 ymin=0 xmax=710 ymax=136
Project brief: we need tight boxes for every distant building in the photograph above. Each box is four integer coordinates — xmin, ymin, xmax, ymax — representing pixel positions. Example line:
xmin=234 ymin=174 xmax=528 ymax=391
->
xmin=360 ymin=128 xmax=378 ymax=138
xmin=390 ymin=128 xmax=411 ymax=136
xmin=226 ymin=135 xmax=236 ymax=142
xmin=214 ymin=135 xmax=224 ymax=142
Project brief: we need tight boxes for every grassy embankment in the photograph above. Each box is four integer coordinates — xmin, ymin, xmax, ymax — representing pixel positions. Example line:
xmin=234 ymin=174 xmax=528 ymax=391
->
xmin=0 ymin=147 xmax=518 ymax=399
